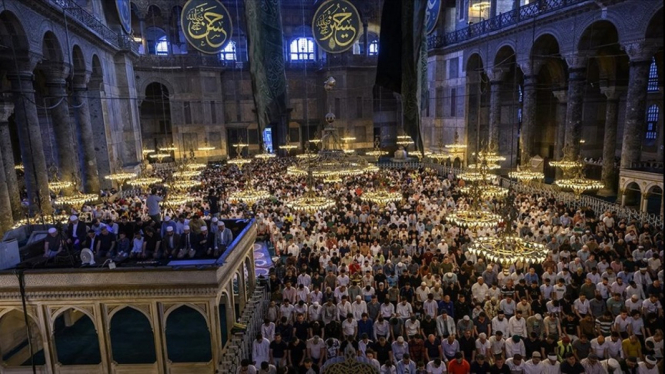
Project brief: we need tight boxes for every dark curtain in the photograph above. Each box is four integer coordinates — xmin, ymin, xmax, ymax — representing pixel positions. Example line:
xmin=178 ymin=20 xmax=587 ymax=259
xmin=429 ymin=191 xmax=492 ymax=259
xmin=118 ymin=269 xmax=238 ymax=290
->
xmin=375 ymin=0 xmax=427 ymax=155
xmin=244 ymin=0 xmax=289 ymax=148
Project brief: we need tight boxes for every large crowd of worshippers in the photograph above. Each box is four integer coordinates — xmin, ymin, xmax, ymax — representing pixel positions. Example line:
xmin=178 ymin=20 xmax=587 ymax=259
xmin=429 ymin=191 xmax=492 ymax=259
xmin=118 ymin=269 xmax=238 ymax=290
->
xmin=43 ymin=158 xmax=663 ymax=374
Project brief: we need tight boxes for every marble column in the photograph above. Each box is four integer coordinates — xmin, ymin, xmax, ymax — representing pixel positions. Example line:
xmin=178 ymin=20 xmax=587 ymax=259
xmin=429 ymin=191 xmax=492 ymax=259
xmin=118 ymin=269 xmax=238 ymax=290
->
xmin=7 ymin=72 xmax=53 ymax=215
xmin=72 ymin=76 xmax=101 ymax=193
xmin=139 ymin=18 xmax=147 ymax=53
xmin=487 ymin=67 xmax=507 ymax=150
xmin=0 ymin=103 xmax=15 ymax=232
xmin=563 ymin=55 xmax=587 ymax=160
xmin=0 ymin=102 xmax=22 ymax=220
xmin=46 ymin=73 xmax=79 ymax=189
xmin=363 ymin=22 xmax=369 ymax=57
xmin=520 ymin=74 xmax=537 ymax=166
xmin=552 ymin=89 xmax=567 ymax=160
xmin=598 ymin=86 xmax=622 ymax=196
xmin=619 ymin=41 xmax=659 ymax=170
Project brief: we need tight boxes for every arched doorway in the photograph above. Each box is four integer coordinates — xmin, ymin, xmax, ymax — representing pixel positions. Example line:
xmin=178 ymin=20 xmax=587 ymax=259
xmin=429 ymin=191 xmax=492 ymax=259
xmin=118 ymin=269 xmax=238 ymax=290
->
xmin=623 ymin=182 xmax=642 ymax=209
xmin=140 ymin=82 xmax=173 ymax=153
xmin=0 ymin=310 xmax=45 ymax=367
xmin=52 ymin=308 xmax=101 ymax=365
xmin=165 ymin=306 xmax=212 ymax=363
xmin=646 ymin=186 xmax=662 ymax=215
xmin=109 ymin=307 xmax=156 ymax=364
xmin=218 ymin=293 xmax=233 ymax=350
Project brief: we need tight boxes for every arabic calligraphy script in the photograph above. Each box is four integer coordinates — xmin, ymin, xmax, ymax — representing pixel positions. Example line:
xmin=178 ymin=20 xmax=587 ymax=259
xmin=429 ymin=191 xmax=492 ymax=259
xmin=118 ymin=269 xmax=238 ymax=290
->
xmin=425 ymin=0 xmax=441 ymax=35
xmin=182 ymin=0 xmax=232 ymax=54
xmin=313 ymin=0 xmax=360 ymax=53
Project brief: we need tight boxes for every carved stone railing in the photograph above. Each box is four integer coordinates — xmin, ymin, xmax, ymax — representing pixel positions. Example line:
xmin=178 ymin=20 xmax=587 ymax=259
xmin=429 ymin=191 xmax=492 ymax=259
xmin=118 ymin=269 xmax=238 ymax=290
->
xmin=134 ymin=54 xmax=228 ymax=69
xmin=428 ymin=0 xmax=590 ymax=49
xmin=384 ymin=161 xmax=663 ymax=229
xmin=46 ymin=0 xmax=139 ymax=54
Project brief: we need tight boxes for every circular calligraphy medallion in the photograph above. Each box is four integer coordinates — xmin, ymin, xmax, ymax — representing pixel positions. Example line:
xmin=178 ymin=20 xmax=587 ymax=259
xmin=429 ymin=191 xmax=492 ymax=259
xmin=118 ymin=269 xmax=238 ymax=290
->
xmin=181 ymin=0 xmax=233 ymax=55
xmin=312 ymin=0 xmax=362 ymax=54
xmin=425 ymin=0 xmax=442 ymax=35
xmin=116 ymin=0 xmax=132 ymax=34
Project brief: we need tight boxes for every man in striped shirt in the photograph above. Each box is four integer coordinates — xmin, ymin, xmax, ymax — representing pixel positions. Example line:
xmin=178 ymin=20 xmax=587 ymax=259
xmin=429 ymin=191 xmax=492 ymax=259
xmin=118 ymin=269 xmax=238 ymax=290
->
xmin=595 ymin=311 xmax=614 ymax=336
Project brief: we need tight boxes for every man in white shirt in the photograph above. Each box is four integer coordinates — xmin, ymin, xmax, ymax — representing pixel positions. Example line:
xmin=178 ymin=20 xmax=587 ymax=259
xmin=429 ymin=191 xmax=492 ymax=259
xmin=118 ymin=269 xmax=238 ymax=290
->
xmin=471 ymin=277 xmax=489 ymax=304
xmin=638 ymin=355 xmax=660 ymax=374
xmin=522 ymin=352 xmax=542 ymax=374
xmin=492 ymin=311 xmax=509 ymax=337
xmin=308 ymin=302 xmax=322 ymax=322
xmin=539 ymin=353 xmax=561 ymax=374
xmin=396 ymin=300 xmax=413 ymax=320
xmin=252 ymin=333 xmax=271 ymax=367
xmin=590 ymin=335 xmax=609 ymax=359
xmin=341 ymin=314 xmax=358 ymax=338
xmin=508 ymin=310 xmax=527 ymax=338
xmin=351 ymin=296 xmax=368 ymax=320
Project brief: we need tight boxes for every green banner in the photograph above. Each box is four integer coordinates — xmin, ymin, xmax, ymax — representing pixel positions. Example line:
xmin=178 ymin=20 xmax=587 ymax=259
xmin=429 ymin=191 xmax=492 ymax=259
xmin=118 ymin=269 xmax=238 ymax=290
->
xmin=181 ymin=0 xmax=233 ymax=54
xmin=312 ymin=0 xmax=362 ymax=54
xmin=245 ymin=0 xmax=289 ymax=136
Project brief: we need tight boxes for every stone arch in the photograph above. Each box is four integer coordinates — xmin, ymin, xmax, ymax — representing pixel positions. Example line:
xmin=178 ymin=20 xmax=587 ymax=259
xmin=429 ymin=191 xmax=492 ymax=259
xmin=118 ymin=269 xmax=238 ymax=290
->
xmin=465 ymin=51 xmax=485 ymax=73
xmin=138 ymin=76 xmax=176 ymax=101
xmin=0 ymin=309 xmax=45 ymax=366
xmin=577 ymin=20 xmax=620 ymax=53
xmin=623 ymin=181 xmax=642 ymax=208
xmin=218 ymin=291 xmax=232 ymax=350
xmin=71 ymin=44 xmax=86 ymax=76
xmin=52 ymin=307 xmax=102 ymax=365
xmin=109 ymin=306 xmax=156 ymax=364
xmin=41 ymin=31 xmax=64 ymax=64
xmin=164 ymin=305 xmax=212 ymax=363
xmin=645 ymin=7 xmax=663 ymax=40
xmin=50 ymin=306 xmax=96 ymax=329
xmin=164 ymin=303 xmax=209 ymax=327
xmin=107 ymin=305 xmax=152 ymax=327
xmin=89 ymin=53 xmax=104 ymax=91
xmin=0 ymin=10 xmax=30 ymax=58
xmin=140 ymin=81 xmax=173 ymax=151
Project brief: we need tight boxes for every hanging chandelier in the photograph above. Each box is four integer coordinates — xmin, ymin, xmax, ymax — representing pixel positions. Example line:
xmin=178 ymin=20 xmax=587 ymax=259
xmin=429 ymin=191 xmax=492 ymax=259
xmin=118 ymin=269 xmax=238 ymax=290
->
xmin=127 ymin=177 xmax=162 ymax=187
xmin=322 ymin=174 xmax=343 ymax=183
xmin=167 ymin=180 xmax=201 ymax=190
xmin=459 ymin=185 xmax=508 ymax=198
xmin=14 ymin=164 xmax=24 ymax=171
xmin=555 ymin=177 xmax=604 ymax=197
xmin=142 ymin=149 xmax=155 ymax=154
xmin=366 ymin=137 xmax=387 ymax=157
xmin=549 ymin=160 xmax=582 ymax=169
xmin=186 ymin=163 xmax=207 ymax=170
xmin=230 ymin=187 xmax=271 ymax=205
xmin=54 ymin=193 xmax=99 ymax=206
xmin=445 ymin=131 xmax=468 ymax=151
xmin=160 ymin=146 xmax=177 ymax=152
xmin=396 ymin=135 xmax=414 ymax=146
xmin=172 ymin=170 xmax=201 ymax=178
xmin=48 ymin=181 xmax=73 ymax=193
xmin=361 ymin=190 xmax=403 ymax=206
xmin=148 ymin=153 xmax=170 ymax=162
xmin=468 ymin=235 xmax=548 ymax=266
xmin=162 ymin=193 xmax=196 ymax=206
xmin=447 ymin=209 xmax=503 ymax=228
xmin=509 ymin=170 xmax=544 ymax=182
xmin=286 ymin=191 xmax=336 ymax=212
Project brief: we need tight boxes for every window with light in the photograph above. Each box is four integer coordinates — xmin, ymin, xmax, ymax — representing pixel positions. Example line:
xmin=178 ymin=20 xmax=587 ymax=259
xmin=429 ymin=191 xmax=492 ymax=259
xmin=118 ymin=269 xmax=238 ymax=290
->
xmin=645 ymin=105 xmax=659 ymax=145
xmin=219 ymin=41 xmax=237 ymax=61
xmin=368 ymin=40 xmax=379 ymax=56
xmin=155 ymin=36 xmax=168 ymax=55
xmin=290 ymin=38 xmax=315 ymax=61
xmin=648 ymin=57 xmax=659 ymax=92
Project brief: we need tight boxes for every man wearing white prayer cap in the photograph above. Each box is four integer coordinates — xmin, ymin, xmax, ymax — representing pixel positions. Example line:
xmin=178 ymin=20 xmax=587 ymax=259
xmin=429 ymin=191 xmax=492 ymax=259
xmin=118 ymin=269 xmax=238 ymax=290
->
xmin=66 ymin=214 xmax=86 ymax=249
xmin=44 ymin=227 xmax=63 ymax=258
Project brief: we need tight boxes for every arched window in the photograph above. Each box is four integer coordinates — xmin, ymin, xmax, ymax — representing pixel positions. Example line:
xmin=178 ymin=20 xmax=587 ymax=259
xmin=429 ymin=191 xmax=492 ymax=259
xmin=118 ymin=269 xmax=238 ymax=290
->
xmin=290 ymin=37 xmax=315 ymax=61
xmin=219 ymin=41 xmax=236 ymax=61
xmin=368 ymin=40 xmax=379 ymax=56
xmin=648 ymin=57 xmax=659 ymax=92
xmin=155 ymin=36 xmax=168 ymax=55
xmin=645 ymin=105 xmax=659 ymax=145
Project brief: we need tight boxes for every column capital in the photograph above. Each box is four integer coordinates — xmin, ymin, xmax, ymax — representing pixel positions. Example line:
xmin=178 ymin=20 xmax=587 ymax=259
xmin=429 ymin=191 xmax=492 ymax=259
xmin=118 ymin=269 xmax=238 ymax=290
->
xmin=564 ymin=52 xmax=590 ymax=70
xmin=518 ymin=59 xmax=546 ymax=77
xmin=621 ymin=40 xmax=660 ymax=63
xmin=40 ymin=61 xmax=71 ymax=83
xmin=71 ymin=70 xmax=91 ymax=91
xmin=552 ymin=89 xmax=568 ymax=103
xmin=0 ymin=102 xmax=14 ymax=123
xmin=599 ymin=85 xmax=626 ymax=101
xmin=486 ymin=67 xmax=509 ymax=83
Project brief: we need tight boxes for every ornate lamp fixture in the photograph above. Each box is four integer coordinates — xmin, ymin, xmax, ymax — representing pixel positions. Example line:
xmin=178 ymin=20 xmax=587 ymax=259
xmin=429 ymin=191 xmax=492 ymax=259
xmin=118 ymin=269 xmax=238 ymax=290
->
xmin=449 ymin=142 xmax=504 ymax=228
xmin=366 ymin=137 xmax=387 ymax=157
xmin=286 ymin=191 xmax=336 ymax=212
xmin=396 ymin=135 xmax=414 ymax=146
xmin=162 ymin=194 xmax=196 ymax=206
xmin=186 ymin=163 xmax=207 ymax=170
xmin=468 ymin=234 xmax=548 ymax=265
xmin=444 ymin=131 xmax=468 ymax=152
xmin=54 ymin=193 xmax=99 ymax=207
xmin=14 ymin=164 xmax=24 ymax=171
xmin=104 ymin=161 xmax=137 ymax=191
xmin=552 ymin=147 xmax=603 ymax=199
xmin=172 ymin=170 xmax=202 ymax=179
xmin=279 ymin=134 xmax=298 ymax=153
xmin=228 ymin=140 xmax=252 ymax=168
xmin=229 ymin=186 xmax=271 ymax=205
xmin=509 ymin=169 xmax=544 ymax=183
xmin=160 ymin=146 xmax=177 ymax=152
xmin=148 ymin=153 xmax=170 ymax=162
